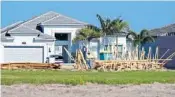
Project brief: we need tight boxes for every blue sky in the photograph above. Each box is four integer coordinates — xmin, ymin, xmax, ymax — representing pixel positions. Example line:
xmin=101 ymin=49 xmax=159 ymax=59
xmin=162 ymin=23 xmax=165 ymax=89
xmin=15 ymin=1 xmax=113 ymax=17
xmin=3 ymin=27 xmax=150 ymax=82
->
xmin=1 ymin=1 xmax=175 ymax=32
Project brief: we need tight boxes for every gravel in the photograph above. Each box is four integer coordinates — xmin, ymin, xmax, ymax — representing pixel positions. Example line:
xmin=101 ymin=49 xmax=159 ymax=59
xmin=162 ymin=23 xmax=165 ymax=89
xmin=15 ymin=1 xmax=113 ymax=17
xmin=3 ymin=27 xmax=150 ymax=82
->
xmin=1 ymin=83 xmax=175 ymax=97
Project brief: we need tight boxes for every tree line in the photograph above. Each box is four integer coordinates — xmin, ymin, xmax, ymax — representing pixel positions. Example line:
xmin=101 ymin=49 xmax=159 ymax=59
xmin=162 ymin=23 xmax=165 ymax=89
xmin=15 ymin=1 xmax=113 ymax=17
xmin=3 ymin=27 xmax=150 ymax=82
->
xmin=73 ymin=14 xmax=155 ymax=48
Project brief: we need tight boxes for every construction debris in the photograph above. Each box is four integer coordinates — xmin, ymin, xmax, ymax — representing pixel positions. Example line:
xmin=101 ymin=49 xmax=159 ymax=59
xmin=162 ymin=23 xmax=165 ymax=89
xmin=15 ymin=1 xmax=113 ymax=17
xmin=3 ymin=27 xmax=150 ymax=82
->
xmin=74 ymin=49 xmax=89 ymax=70
xmin=1 ymin=46 xmax=174 ymax=71
xmin=93 ymin=47 xmax=175 ymax=71
xmin=0 ymin=63 xmax=61 ymax=70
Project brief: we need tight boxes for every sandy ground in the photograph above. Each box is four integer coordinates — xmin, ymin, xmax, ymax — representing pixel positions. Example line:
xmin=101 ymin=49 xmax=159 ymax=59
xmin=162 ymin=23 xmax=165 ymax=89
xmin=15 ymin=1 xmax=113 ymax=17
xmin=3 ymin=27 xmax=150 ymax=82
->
xmin=1 ymin=83 xmax=175 ymax=97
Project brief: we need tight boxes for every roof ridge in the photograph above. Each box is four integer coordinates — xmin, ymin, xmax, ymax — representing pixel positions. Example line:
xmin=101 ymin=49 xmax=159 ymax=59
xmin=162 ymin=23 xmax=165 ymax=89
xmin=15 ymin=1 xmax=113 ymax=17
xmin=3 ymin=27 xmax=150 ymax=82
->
xmin=1 ymin=21 xmax=24 ymax=33
xmin=42 ymin=12 xmax=88 ymax=25
xmin=6 ymin=11 xmax=56 ymax=33
xmin=59 ymin=13 xmax=88 ymax=24
xmin=22 ymin=11 xmax=57 ymax=26
xmin=41 ymin=14 xmax=60 ymax=24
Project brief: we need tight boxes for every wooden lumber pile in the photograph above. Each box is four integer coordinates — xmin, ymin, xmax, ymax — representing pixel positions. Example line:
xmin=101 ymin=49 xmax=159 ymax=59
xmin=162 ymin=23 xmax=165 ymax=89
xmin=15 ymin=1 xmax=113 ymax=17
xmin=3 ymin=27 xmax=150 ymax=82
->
xmin=93 ymin=60 xmax=170 ymax=71
xmin=93 ymin=47 xmax=175 ymax=71
xmin=0 ymin=63 xmax=61 ymax=70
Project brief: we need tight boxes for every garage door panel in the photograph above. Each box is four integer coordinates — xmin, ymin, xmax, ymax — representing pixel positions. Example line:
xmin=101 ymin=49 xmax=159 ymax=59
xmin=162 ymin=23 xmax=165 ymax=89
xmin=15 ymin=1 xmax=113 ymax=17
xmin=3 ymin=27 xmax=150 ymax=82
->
xmin=4 ymin=46 xmax=43 ymax=63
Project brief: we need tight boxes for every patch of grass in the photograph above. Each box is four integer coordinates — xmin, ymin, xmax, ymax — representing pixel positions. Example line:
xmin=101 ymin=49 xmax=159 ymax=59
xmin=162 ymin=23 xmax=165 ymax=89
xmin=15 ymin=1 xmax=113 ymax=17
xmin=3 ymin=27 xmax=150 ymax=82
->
xmin=1 ymin=70 xmax=175 ymax=85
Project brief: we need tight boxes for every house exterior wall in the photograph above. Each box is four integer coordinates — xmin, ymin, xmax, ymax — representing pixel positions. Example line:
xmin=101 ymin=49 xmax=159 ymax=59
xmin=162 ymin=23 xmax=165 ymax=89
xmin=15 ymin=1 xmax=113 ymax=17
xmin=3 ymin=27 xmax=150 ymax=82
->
xmin=89 ymin=40 xmax=100 ymax=59
xmin=126 ymin=40 xmax=135 ymax=53
xmin=100 ymin=36 xmax=127 ymax=54
xmin=0 ymin=44 xmax=4 ymax=63
xmin=154 ymin=36 xmax=175 ymax=69
xmin=75 ymin=36 xmax=128 ymax=60
xmin=144 ymin=36 xmax=175 ymax=69
xmin=43 ymin=25 xmax=84 ymax=51
xmin=42 ymin=25 xmax=85 ymax=62
xmin=0 ymin=35 xmax=54 ymax=63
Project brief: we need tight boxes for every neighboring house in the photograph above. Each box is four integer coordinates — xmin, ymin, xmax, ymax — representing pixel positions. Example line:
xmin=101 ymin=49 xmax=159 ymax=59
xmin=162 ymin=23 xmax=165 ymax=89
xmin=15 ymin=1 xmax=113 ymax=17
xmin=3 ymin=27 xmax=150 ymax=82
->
xmin=0 ymin=11 xmax=87 ymax=63
xmin=150 ymin=23 xmax=175 ymax=37
xmin=100 ymin=34 xmax=128 ymax=56
xmin=144 ymin=23 xmax=175 ymax=69
xmin=77 ymin=33 xmax=130 ymax=60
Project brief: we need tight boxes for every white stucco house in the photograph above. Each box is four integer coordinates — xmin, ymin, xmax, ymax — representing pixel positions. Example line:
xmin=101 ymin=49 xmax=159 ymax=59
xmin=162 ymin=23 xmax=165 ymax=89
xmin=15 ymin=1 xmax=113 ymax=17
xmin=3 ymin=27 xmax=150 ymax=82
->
xmin=0 ymin=11 xmax=87 ymax=63
xmin=0 ymin=11 xmax=132 ymax=63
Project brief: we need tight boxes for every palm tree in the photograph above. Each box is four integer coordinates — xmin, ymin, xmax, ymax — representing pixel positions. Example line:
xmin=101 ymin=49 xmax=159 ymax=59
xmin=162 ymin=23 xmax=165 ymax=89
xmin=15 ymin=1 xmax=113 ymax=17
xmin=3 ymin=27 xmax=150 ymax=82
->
xmin=73 ymin=26 xmax=101 ymax=49
xmin=96 ymin=14 xmax=113 ymax=36
xmin=110 ymin=17 xmax=129 ymax=34
xmin=126 ymin=29 xmax=155 ymax=47
xmin=108 ymin=17 xmax=129 ymax=58
xmin=127 ymin=29 xmax=155 ymax=59
xmin=73 ymin=14 xmax=129 ymax=56
xmin=73 ymin=14 xmax=111 ymax=49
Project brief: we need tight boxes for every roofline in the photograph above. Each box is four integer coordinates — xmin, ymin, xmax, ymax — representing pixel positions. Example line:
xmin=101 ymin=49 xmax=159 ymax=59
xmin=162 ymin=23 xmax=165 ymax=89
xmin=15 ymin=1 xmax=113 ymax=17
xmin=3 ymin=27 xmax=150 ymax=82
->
xmin=41 ymin=15 xmax=60 ymax=24
xmin=41 ymin=12 xmax=88 ymax=25
xmin=1 ymin=21 xmax=24 ymax=33
xmin=58 ymin=14 xmax=88 ymax=25
xmin=150 ymin=23 xmax=175 ymax=31
xmin=22 ymin=11 xmax=58 ymax=26
xmin=8 ymin=25 xmax=41 ymax=34
xmin=41 ymin=24 xmax=87 ymax=26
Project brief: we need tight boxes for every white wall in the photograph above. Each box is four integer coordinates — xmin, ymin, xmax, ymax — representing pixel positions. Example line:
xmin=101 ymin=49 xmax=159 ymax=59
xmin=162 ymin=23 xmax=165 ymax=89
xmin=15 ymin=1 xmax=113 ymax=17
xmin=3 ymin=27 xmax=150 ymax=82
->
xmin=43 ymin=25 xmax=84 ymax=52
xmin=100 ymin=36 xmax=127 ymax=53
xmin=0 ymin=36 xmax=54 ymax=63
xmin=117 ymin=36 xmax=127 ymax=53
xmin=89 ymin=40 xmax=100 ymax=59
xmin=0 ymin=44 xmax=4 ymax=63
xmin=42 ymin=25 xmax=85 ymax=62
xmin=43 ymin=26 xmax=83 ymax=40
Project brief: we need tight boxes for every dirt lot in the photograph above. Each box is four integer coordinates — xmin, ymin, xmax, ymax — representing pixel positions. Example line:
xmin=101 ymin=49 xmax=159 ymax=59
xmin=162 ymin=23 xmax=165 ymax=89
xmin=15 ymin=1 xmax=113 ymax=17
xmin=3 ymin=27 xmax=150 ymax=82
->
xmin=1 ymin=83 xmax=175 ymax=97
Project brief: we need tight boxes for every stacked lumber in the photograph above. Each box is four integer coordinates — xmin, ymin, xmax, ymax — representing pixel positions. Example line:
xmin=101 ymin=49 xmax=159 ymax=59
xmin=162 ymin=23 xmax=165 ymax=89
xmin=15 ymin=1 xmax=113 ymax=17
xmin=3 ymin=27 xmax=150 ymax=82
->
xmin=93 ymin=59 xmax=170 ymax=71
xmin=93 ymin=47 xmax=175 ymax=71
xmin=0 ymin=63 xmax=61 ymax=70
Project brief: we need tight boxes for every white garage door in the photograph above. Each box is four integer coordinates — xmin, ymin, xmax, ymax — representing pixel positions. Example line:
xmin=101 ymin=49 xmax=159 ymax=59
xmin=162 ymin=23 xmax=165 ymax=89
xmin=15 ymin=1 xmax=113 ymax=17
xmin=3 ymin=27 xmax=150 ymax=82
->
xmin=4 ymin=46 xmax=44 ymax=63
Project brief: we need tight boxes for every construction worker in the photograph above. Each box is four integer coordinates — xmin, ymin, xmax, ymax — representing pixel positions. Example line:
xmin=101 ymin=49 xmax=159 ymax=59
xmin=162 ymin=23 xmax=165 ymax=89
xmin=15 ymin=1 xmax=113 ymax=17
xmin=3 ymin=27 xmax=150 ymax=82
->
xmin=82 ymin=43 xmax=87 ymax=61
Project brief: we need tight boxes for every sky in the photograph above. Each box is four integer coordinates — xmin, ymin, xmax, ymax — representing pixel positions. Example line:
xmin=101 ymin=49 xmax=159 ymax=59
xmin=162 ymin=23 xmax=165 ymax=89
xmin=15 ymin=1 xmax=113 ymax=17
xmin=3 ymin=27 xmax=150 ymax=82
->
xmin=1 ymin=1 xmax=175 ymax=32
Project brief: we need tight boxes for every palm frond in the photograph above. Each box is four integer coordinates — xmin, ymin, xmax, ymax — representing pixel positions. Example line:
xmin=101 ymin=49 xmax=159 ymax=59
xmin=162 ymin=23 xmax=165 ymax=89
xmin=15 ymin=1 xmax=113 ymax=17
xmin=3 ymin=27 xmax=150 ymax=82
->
xmin=141 ymin=36 xmax=155 ymax=44
xmin=96 ymin=14 xmax=106 ymax=32
xmin=72 ymin=35 xmax=86 ymax=43
xmin=87 ymin=24 xmax=101 ymax=32
xmin=140 ymin=29 xmax=150 ymax=38
xmin=126 ymin=30 xmax=138 ymax=40
xmin=73 ymin=26 xmax=102 ymax=43
xmin=110 ymin=17 xmax=128 ymax=34
xmin=133 ymin=39 xmax=141 ymax=47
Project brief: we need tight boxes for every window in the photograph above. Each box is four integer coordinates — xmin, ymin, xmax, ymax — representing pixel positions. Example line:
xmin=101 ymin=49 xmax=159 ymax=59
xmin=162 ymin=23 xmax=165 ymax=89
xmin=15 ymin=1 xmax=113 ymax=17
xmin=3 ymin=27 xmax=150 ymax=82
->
xmin=55 ymin=33 xmax=68 ymax=40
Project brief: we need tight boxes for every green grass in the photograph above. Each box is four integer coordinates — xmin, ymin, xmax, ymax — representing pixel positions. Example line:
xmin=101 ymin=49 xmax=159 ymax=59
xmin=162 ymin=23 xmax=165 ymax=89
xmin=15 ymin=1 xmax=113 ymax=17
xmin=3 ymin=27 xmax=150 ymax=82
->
xmin=1 ymin=70 xmax=175 ymax=85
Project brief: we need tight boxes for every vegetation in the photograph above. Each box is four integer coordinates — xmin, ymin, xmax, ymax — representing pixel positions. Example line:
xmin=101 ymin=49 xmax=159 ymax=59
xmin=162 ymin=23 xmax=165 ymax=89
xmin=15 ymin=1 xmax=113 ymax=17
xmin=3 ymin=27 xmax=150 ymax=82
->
xmin=2 ymin=70 xmax=175 ymax=85
xmin=74 ymin=14 xmax=129 ymax=39
xmin=127 ymin=29 xmax=155 ymax=47
xmin=73 ymin=14 xmax=129 ymax=50
xmin=73 ymin=26 xmax=101 ymax=43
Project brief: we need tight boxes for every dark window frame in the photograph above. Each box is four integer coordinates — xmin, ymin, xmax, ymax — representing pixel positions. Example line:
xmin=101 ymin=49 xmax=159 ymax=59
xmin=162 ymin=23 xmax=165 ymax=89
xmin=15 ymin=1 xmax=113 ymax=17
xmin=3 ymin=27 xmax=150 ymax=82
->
xmin=55 ymin=33 xmax=68 ymax=40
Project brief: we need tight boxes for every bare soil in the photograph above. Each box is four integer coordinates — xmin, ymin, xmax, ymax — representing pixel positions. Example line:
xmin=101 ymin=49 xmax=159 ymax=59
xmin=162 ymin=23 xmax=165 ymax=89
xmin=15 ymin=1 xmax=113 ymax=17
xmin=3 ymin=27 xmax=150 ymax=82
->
xmin=1 ymin=83 xmax=175 ymax=97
